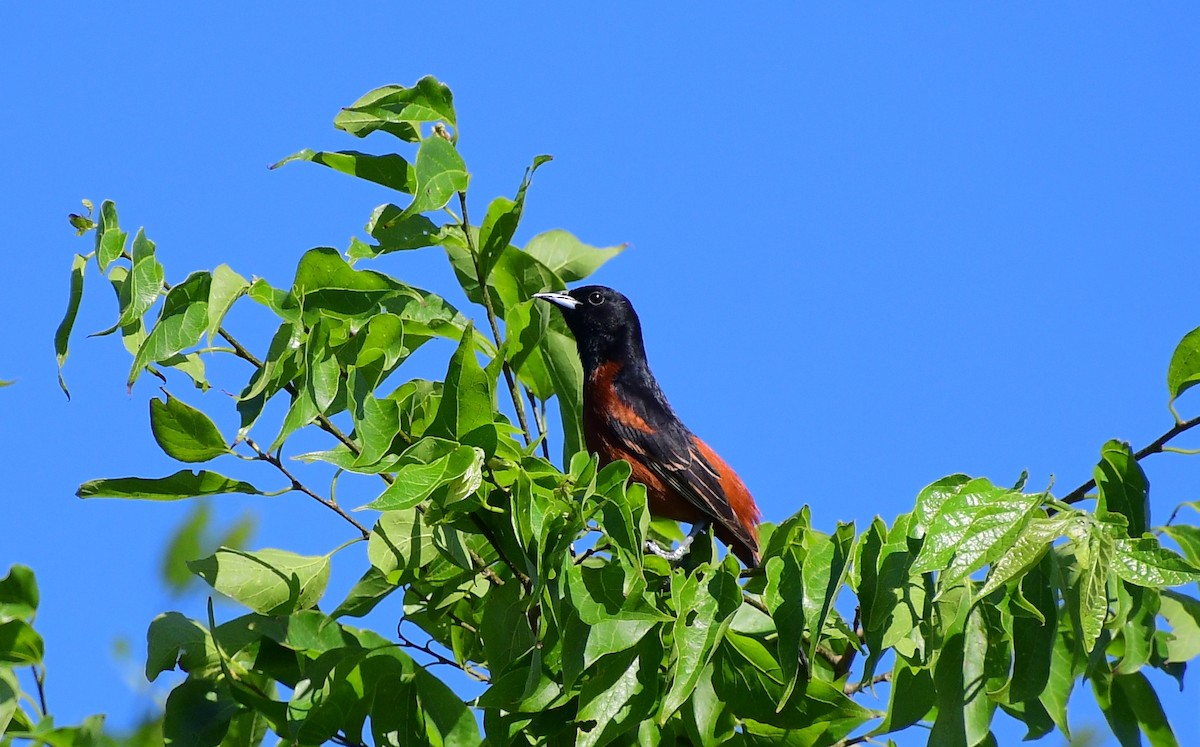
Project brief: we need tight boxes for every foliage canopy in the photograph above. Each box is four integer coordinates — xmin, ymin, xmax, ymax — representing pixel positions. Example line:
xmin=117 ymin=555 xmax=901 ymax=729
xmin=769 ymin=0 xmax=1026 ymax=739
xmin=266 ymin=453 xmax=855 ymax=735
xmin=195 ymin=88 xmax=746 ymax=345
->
xmin=9 ymin=76 xmax=1200 ymax=747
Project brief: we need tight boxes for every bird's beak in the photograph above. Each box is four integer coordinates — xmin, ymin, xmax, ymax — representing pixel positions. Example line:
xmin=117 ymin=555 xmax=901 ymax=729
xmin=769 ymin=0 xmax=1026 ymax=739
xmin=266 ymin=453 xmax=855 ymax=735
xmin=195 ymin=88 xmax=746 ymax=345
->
xmin=533 ymin=291 xmax=580 ymax=309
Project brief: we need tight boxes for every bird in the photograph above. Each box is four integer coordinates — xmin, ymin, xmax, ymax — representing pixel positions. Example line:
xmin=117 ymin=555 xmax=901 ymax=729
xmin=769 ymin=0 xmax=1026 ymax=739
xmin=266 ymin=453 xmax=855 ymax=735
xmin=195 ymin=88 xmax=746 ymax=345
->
xmin=533 ymin=285 xmax=762 ymax=566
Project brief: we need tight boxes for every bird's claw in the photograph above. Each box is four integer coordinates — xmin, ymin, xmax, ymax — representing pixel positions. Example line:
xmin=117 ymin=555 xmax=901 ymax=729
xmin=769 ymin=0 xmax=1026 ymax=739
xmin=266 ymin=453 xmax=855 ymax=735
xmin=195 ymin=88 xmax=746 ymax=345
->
xmin=644 ymin=535 xmax=695 ymax=563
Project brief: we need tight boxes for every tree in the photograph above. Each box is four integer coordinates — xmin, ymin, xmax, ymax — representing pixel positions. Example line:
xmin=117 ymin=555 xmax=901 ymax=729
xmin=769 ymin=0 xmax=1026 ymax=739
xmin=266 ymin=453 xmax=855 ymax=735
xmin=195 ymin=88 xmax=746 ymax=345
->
xmin=27 ymin=76 xmax=1200 ymax=746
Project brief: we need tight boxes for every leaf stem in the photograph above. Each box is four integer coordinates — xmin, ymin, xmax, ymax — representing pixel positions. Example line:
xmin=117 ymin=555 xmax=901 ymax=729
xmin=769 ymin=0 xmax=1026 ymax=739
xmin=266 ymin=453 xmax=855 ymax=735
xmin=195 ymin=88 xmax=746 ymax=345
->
xmin=456 ymin=191 xmax=534 ymax=447
xmin=244 ymin=438 xmax=370 ymax=538
xmin=844 ymin=671 xmax=891 ymax=696
xmin=1061 ymin=414 xmax=1200 ymax=504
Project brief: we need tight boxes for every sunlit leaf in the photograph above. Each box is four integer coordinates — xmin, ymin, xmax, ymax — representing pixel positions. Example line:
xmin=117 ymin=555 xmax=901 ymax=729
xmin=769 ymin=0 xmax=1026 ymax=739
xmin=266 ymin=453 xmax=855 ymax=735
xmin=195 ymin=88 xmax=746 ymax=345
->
xmin=150 ymin=393 xmax=230 ymax=462
xmin=77 ymin=470 xmax=262 ymax=501
xmin=188 ymin=547 xmax=331 ymax=615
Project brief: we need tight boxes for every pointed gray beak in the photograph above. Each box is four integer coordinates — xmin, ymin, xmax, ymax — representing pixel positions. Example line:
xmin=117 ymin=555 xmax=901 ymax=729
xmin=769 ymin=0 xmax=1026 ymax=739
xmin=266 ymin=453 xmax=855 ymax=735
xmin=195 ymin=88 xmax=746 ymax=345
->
xmin=533 ymin=291 xmax=580 ymax=310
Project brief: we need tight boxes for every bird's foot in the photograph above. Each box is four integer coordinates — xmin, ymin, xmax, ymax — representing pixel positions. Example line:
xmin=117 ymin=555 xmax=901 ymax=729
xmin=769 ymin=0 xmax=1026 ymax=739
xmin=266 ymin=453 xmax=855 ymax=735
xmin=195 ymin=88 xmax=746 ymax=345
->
xmin=644 ymin=535 xmax=696 ymax=563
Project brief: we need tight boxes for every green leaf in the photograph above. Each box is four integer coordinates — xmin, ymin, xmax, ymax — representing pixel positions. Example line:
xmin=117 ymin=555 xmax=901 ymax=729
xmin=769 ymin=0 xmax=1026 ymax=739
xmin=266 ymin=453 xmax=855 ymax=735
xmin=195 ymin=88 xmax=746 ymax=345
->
xmin=1160 ymin=524 xmax=1200 ymax=566
xmin=871 ymin=661 xmax=935 ymax=735
xmin=1167 ymin=325 xmax=1200 ymax=403
xmin=77 ymin=470 xmax=261 ymax=500
xmin=95 ymin=199 xmax=127 ymax=272
xmin=762 ymin=549 xmax=806 ymax=711
xmin=430 ymin=325 xmax=495 ymax=441
xmin=1093 ymin=665 xmax=1142 ymax=747
xmin=0 ymin=619 xmax=43 ymax=664
xmin=1069 ymin=525 xmax=1115 ymax=655
xmin=1008 ymin=561 xmax=1058 ymax=702
xmin=1115 ymin=671 xmax=1179 ymax=747
xmin=1112 ymin=537 xmax=1200 ymax=587
xmin=163 ymin=678 xmax=239 ymax=747
xmin=336 ymin=77 xmax=457 ymax=142
xmin=358 ymin=203 xmax=441 ymax=257
xmin=55 ymin=253 xmax=87 ymax=398
xmin=576 ymin=638 xmax=662 ymax=747
xmin=150 ymin=394 xmax=231 ymax=462
xmin=928 ymin=589 xmax=992 ymax=747
xmin=162 ymin=504 xmax=211 ymax=593
xmin=188 ymin=547 xmax=331 ymax=615
xmin=1158 ymin=590 xmax=1200 ymax=662
xmin=478 ymin=155 xmax=552 ymax=281
xmin=1096 ymin=440 xmax=1151 ymax=537
xmin=146 ymin=612 xmax=212 ymax=681
xmin=910 ymin=476 xmax=1043 ymax=591
xmin=332 ymin=567 xmax=396 ymax=619
xmin=660 ymin=565 xmax=742 ymax=721
xmin=205 ymin=264 xmax=249 ymax=344
xmin=368 ymin=508 xmax=439 ymax=584
xmin=524 ymin=229 xmax=625 ymax=282
xmin=1038 ymin=614 xmax=1079 ymax=738
xmin=802 ymin=522 xmax=855 ymax=675
xmin=0 ymin=565 xmax=38 ymax=622
xmin=361 ymin=444 xmax=483 ymax=511
xmin=911 ymin=474 xmax=972 ymax=537
xmin=979 ymin=513 xmax=1075 ymax=598
xmin=117 ymin=228 xmax=165 ymax=327
xmin=405 ymin=136 xmax=469 ymax=217
xmin=129 ymin=271 xmax=213 ymax=390
xmin=271 ymin=149 xmax=416 ymax=193
xmin=291 ymin=247 xmax=412 ymax=318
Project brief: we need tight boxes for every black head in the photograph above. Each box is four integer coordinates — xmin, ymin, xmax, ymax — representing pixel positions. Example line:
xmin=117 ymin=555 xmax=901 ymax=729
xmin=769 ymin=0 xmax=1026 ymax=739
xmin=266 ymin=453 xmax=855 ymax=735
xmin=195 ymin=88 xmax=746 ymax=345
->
xmin=533 ymin=285 xmax=647 ymax=375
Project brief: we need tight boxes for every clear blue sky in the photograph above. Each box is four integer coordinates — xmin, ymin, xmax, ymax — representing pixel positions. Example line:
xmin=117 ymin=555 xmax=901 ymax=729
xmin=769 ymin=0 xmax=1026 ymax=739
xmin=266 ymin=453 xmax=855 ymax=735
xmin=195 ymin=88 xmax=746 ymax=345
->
xmin=4 ymin=5 xmax=1199 ymax=745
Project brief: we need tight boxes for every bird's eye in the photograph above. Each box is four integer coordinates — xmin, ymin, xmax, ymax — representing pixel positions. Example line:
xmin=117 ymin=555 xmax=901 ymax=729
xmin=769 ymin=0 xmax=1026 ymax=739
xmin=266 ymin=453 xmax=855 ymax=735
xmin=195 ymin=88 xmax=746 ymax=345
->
xmin=587 ymin=291 xmax=605 ymax=306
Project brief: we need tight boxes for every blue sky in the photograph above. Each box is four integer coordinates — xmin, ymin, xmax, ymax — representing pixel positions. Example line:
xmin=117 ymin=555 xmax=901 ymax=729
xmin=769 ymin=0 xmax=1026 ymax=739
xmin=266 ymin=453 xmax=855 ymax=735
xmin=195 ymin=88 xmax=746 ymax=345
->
xmin=4 ymin=4 xmax=1200 ymax=745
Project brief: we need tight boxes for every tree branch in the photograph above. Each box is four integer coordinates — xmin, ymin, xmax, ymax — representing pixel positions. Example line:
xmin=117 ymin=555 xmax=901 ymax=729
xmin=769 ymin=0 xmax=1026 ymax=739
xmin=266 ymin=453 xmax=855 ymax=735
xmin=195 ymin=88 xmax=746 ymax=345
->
xmin=245 ymin=438 xmax=370 ymax=538
xmin=844 ymin=671 xmax=892 ymax=696
xmin=456 ymin=191 xmax=534 ymax=447
xmin=1061 ymin=414 xmax=1200 ymax=504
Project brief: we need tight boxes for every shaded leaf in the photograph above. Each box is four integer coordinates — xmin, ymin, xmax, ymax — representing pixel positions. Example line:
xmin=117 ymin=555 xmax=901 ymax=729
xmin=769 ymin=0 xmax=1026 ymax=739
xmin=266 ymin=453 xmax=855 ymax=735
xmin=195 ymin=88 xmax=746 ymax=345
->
xmin=55 ymin=253 xmax=87 ymax=398
xmin=271 ymin=149 xmax=416 ymax=193
xmin=129 ymin=271 xmax=212 ymax=389
xmin=78 ymin=470 xmax=261 ymax=500
xmin=1167 ymin=325 xmax=1200 ymax=403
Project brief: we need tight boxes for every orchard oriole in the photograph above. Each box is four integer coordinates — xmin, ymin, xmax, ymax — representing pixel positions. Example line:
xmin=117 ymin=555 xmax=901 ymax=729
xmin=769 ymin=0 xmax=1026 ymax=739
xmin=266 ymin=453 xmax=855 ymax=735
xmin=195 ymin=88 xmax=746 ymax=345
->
xmin=534 ymin=286 xmax=762 ymax=567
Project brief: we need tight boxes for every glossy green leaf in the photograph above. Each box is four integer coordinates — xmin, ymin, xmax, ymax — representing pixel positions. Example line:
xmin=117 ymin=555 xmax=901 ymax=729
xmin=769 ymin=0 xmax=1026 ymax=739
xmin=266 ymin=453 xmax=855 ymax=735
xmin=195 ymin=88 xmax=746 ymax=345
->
xmin=188 ymin=547 xmax=330 ymax=615
xmin=1096 ymin=440 xmax=1150 ymax=538
xmin=979 ymin=513 xmax=1075 ymax=598
xmin=129 ymin=271 xmax=212 ymax=389
xmin=478 ymin=155 xmax=551 ymax=281
xmin=271 ymin=149 xmax=416 ymax=193
xmin=150 ymin=394 xmax=230 ymax=462
xmin=336 ymin=77 xmax=457 ymax=142
xmin=1112 ymin=537 xmax=1200 ymax=587
xmin=55 ymin=253 xmax=87 ymax=398
xmin=1167 ymin=325 xmax=1200 ymax=403
xmin=205 ymin=264 xmax=249 ymax=344
xmin=1093 ymin=665 xmax=1142 ymax=747
xmin=524 ymin=229 xmax=624 ymax=282
xmin=910 ymin=477 xmax=1042 ymax=591
xmin=405 ymin=136 xmax=468 ymax=217
xmin=78 ymin=470 xmax=261 ymax=500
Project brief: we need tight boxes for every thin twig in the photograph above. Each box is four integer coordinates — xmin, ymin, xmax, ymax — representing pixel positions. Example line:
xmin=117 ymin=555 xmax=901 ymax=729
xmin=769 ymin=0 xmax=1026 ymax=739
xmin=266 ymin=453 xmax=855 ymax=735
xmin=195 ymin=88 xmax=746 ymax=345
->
xmin=245 ymin=438 xmax=370 ymax=538
xmin=526 ymin=386 xmax=551 ymax=461
xmin=1061 ymin=414 xmax=1200 ymax=504
xmin=32 ymin=666 xmax=47 ymax=716
xmin=844 ymin=671 xmax=892 ymax=696
xmin=457 ymin=191 xmax=534 ymax=446
xmin=398 ymin=630 xmax=490 ymax=682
